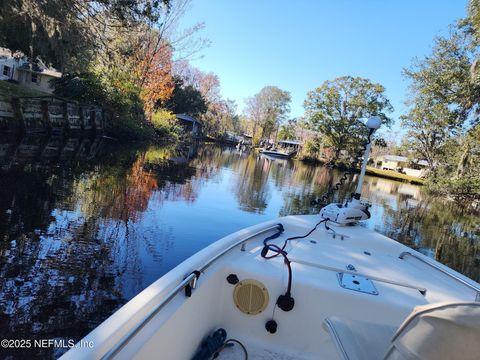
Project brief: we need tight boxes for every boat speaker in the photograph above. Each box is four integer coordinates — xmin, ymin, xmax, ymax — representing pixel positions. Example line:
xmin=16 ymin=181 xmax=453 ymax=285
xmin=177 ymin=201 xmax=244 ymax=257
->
xmin=233 ymin=279 xmax=269 ymax=315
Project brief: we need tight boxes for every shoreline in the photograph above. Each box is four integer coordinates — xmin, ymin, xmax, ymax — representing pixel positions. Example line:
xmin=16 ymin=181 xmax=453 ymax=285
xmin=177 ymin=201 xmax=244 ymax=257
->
xmin=295 ymin=154 xmax=425 ymax=185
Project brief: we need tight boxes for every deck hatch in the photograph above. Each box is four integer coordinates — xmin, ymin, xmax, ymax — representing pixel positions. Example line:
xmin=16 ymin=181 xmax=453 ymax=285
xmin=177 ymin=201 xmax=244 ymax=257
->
xmin=337 ymin=273 xmax=378 ymax=295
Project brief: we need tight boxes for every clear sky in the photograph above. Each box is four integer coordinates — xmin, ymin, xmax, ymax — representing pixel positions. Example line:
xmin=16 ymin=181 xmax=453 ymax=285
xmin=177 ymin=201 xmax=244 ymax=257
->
xmin=179 ymin=0 xmax=468 ymax=131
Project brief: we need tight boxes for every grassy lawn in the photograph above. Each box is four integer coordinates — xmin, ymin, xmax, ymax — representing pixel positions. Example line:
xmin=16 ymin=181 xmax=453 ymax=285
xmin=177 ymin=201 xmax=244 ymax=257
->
xmin=366 ymin=166 xmax=425 ymax=185
xmin=0 ymin=80 xmax=51 ymax=98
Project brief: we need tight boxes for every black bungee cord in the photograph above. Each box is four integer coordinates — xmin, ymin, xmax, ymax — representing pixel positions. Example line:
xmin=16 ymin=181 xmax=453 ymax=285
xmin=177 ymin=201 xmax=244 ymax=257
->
xmin=260 ymin=218 xmax=328 ymax=312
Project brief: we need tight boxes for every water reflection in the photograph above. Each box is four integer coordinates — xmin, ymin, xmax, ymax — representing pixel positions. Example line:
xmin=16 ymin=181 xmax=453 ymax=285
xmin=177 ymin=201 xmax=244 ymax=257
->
xmin=0 ymin=137 xmax=478 ymax=358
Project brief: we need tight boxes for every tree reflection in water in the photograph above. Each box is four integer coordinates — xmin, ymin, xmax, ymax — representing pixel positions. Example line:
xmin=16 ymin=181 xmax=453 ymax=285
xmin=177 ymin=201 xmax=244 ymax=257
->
xmin=234 ymin=154 xmax=272 ymax=213
xmin=379 ymin=198 xmax=480 ymax=281
xmin=0 ymin=138 xmax=478 ymax=359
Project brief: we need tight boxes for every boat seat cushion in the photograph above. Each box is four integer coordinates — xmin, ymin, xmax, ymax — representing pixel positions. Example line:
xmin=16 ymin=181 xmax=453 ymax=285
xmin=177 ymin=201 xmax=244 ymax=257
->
xmin=386 ymin=301 xmax=480 ymax=360
xmin=324 ymin=302 xmax=480 ymax=360
xmin=323 ymin=317 xmax=396 ymax=360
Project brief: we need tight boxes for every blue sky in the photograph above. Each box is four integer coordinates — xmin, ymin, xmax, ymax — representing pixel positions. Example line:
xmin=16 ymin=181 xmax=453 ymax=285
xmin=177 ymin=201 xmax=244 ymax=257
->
xmin=180 ymin=0 xmax=468 ymax=132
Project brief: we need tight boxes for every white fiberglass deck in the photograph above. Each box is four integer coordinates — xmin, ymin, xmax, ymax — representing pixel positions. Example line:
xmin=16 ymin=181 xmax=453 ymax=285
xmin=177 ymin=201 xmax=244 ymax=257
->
xmin=62 ymin=215 xmax=480 ymax=360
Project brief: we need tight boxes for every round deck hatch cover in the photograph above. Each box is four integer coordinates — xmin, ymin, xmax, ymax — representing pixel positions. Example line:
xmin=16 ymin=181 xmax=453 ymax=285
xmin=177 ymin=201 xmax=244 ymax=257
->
xmin=233 ymin=279 xmax=269 ymax=315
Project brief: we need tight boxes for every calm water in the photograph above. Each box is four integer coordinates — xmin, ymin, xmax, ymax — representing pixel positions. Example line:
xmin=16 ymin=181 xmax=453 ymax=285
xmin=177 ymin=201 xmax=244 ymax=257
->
xmin=0 ymin=137 xmax=479 ymax=358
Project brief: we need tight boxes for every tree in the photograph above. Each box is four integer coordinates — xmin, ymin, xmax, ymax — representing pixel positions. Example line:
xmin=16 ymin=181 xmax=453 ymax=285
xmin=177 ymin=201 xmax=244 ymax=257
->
xmin=173 ymin=61 xmax=239 ymax=136
xmin=52 ymin=73 xmax=107 ymax=105
xmin=401 ymin=30 xmax=479 ymax=171
xmin=369 ymin=134 xmax=404 ymax=160
xmin=162 ymin=77 xmax=207 ymax=116
xmin=0 ymin=0 xmax=171 ymax=72
xmin=278 ymin=119 xmax=297 ymax=141
xmin=137 ymin=41 xmax=175 ymax=114
xmin=201 ymin=98 xmax=238 ymax=135
xmin=304 ymin=76 xmax=393 ymax=164
xmin=401 ymin=7 xmax=480 ymax=201
xmin=244 ymin=86 xmax=291 ymax=140
xmin=462 ymin=0 xmax=480 ymax=47
xmin=192 ymin=71 xmax=224 ymax=134
xmin=455 ymin=125 xmax=480 ymax=178
xmin=461 ymin=0 xmax=480 ymax=126
xmin=1 ymin=0 xmax=207 ymax=119
xmin=244 ymin=96 xmax=263 ymax=142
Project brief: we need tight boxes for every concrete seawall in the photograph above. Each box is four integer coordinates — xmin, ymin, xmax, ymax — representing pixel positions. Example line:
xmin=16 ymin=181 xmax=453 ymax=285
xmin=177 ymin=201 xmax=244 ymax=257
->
xmin=0 ymin=95 xmax=108 ymax=134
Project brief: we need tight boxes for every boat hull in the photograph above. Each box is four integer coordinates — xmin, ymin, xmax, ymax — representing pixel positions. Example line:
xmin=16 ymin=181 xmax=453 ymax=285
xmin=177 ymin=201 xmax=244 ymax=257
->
xmin=259 ymin=150 xmax=296 ymax=158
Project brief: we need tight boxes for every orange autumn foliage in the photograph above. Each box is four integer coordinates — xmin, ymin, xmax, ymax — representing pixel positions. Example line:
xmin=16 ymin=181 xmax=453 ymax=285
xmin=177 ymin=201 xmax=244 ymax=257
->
xmin=136 ymin=42 xmax=175 ymax=114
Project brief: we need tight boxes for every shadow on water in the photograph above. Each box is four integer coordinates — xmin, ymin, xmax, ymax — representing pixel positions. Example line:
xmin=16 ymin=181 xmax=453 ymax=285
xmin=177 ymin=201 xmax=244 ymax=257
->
xmin=0 ymin=137 xmax=478 ymax=358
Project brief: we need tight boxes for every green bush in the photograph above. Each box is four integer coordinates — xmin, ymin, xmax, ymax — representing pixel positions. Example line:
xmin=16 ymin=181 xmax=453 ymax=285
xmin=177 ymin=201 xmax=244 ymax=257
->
xmin=151 ymin=109 xmax=182 ymax=140
xmin=427 ymin=173 xmax=480 ymax=201
xmin=252 ymin=133 xmax=262 ymax=146
xmin=298 ymin=137 xmax=322 ymax=162
xmin=52 ymin=72 xmax=157 ymax=141
xmin=335 ymin=159 xmax=352 ymax=169
xmin=52 ymin=73 xmax=107 ymax=105
xmin=303 ymin=138 xmax=321 ymax=156
xmin=109 ymin=112 xmax=156 ymax=141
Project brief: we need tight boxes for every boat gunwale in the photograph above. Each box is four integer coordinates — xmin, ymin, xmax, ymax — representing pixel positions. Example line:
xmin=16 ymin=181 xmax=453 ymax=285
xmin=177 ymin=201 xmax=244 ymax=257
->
xmin=399 ymin=251 xmax=480 ymax=300
xmin=100 ymin=223 xmax=283 ymax=359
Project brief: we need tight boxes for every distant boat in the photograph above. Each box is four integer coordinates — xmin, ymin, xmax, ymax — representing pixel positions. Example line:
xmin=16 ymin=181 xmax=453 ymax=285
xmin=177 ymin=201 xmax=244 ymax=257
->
xmin=220 ymin=132 xmax=253 ymax=147
xmin=260 ymin=140 xmax=302 ymax=158
xmin=260 ymin=148 xmax=297 ymax=158
xmin=220 ymin=132 xmax=239 ymax=145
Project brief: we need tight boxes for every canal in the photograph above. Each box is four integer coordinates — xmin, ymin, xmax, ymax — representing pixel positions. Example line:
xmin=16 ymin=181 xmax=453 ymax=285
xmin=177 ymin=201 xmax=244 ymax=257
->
xmin=0 ymin=138 xmax=479 ymax=358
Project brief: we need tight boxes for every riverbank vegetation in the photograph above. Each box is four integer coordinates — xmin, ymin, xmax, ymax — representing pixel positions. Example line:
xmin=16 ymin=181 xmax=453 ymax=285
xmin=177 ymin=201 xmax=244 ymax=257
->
xmin=150 ymin=109 xmax=182 ymax=139
xmin=365 ymin=167 xmax=425 ymax=185
xmin=0 ymin=0 xmax=236 ymax=140
xmin=3 ymin=1 xmax=169 ymax=137
xmin=0 ymin=80 xmax=50 ymax=97
xmin=399 ymin=1 xmax=480 ymax=202
xmin=290 ymin=2 xmax=480 ymax=202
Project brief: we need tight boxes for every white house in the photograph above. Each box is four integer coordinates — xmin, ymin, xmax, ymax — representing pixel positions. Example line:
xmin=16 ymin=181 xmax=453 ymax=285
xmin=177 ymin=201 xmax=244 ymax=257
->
xmin=374 ymin=155 xmax=429 ymax=178
xmin=15 ymin=62 xmax=62 ymax=94
xmin=0 ymin=48 xmax=61 ymax=94
xmin=0 ymin=49 xmax=25 ymax=81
